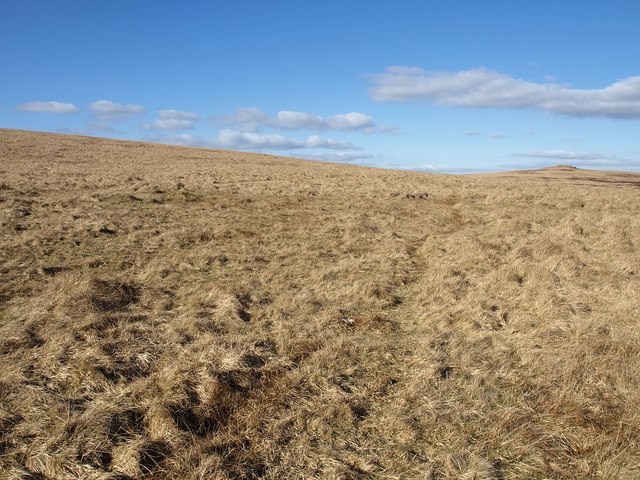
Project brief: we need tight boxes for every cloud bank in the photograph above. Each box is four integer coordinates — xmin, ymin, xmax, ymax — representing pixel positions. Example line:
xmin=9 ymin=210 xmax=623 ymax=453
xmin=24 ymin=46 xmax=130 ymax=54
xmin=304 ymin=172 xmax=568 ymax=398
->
xmin=368 ymin=67 xmax=640 ymax=119
xmin=90 ymin=100 xmax=145 ymax=120
xmin=215 ymin=107 xmax=394 ymax=133
xmin=146 ymin=131 xmax=373 ymax=163
xmin=213 ymin=130 xmax=355 ymax=150
xmin=143 ymin=109 xmax=199 ymax=130
xmin=149 ymin=130 xmax=357 ymax=151
xmin=297 ymin=151 xmax=373 ymax=162
xmin=17 ymin=101 xmax=79 ymax=113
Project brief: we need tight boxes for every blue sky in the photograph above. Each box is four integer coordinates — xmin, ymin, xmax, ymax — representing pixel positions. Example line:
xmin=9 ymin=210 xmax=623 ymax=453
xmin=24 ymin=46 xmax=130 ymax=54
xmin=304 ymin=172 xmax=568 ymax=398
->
xmin=2 ymin=0 xmax=639 ymax=172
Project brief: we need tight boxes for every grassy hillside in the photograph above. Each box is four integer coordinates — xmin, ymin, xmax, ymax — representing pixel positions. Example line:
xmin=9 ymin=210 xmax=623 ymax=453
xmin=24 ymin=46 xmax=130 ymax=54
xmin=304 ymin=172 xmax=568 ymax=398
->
xmin=1 ymin=129 xmax=639 ymax=479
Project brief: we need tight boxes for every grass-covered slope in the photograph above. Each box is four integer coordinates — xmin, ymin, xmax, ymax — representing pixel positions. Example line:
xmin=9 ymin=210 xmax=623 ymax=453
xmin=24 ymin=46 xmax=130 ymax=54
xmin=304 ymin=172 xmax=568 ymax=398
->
xmin=1 ymin=129 xmax=639 ymax=479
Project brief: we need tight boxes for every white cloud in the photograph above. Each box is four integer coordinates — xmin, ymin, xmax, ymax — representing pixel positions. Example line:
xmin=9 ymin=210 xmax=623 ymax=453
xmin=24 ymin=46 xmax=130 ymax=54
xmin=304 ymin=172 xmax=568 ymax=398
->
xmin=292 ymin=151 xmax=374 ymax=162
xmin=216 ymin=130 xmax=303 ymax=149
xmin=214 ymin=107 xmax=394 ymax=133
xmin=325 ymin=112 xmax=375 ymax=130
xmin=89 ymin=100 xmax=145 ymax=120
xmin=144 ymin=119 xmax=195 ymax=130
xmin=147 ymin=130 xmax=357 ymax=151
xmin=17 ymin=101 xmax=79 ymax=113
xmin=463 ymin=130 xmax=507 ymax=139
xmin=214 ymin=107 xmax=268 ymax=132
xmin=368 ymin=66 xmax=640 ymax=119
xmin=158 ymin=109 xmax=198 ymax=121
xmin=142 ymin=109 xmax=199 ymax=130
xmin=213 ymin=130 xmax=355 ymax=150
xmin=275 ymin=110 xmax=324 ymax=130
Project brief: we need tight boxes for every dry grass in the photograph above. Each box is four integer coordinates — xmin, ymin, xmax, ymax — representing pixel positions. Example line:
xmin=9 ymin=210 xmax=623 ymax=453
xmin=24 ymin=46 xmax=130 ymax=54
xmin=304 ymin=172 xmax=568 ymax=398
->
xmin=1 ymin=128 xmax=639 ymax=479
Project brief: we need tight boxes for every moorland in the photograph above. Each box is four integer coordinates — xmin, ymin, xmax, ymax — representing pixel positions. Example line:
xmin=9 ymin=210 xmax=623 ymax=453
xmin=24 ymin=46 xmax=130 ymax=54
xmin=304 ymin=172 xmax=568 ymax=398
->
xmin=1 ymin=128 xmax=639 ymax=479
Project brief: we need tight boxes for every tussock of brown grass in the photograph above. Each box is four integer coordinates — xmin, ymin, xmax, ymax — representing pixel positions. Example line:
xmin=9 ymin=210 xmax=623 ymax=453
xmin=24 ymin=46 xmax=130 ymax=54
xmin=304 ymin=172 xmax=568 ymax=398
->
xmin=1 ymin=128 xmax=640 ymax=479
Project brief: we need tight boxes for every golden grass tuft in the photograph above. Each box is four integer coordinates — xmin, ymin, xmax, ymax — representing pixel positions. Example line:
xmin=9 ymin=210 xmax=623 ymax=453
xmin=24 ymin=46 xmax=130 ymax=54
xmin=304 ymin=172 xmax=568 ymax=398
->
xmin=1 ymin=128 xmax=640 ymax=478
